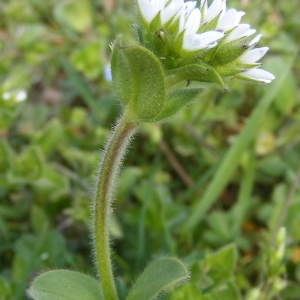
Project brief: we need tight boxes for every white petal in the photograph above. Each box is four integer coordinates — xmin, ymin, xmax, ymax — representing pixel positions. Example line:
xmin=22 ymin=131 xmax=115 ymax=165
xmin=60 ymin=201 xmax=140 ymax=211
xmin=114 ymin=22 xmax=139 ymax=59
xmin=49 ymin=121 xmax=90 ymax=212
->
xmin=161 ymin=0 xmax=184 ymax=24
xmin=179 ymin=1 xmax=197 ymax=32
xmin=217 ymin=9 xmax=245 ymax=31
xmin=185 ymin=8 xmax=201 ymax=34
xmin=248 ymin=34 xmax=262 ymax=46
xmin=183 ymin=30 xmax=224 ymax=51
xmin=205 ymin=0 xmax=226 ymax=22
xmin=240 ymin=47 xmax=269 ymax=64
xmin=240 ymin=68 xmax=275 ymax=83
xmin=138 ymin=0 xmax=164 ymax=23
xmin=226 ymin=24 xmax=256 ymax=42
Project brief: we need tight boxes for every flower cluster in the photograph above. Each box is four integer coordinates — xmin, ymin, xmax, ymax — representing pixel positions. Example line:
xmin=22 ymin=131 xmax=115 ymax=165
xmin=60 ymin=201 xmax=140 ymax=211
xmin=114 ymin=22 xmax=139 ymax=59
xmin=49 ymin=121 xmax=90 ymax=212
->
xmin=137 ymin=0 xmax=275 ymax=83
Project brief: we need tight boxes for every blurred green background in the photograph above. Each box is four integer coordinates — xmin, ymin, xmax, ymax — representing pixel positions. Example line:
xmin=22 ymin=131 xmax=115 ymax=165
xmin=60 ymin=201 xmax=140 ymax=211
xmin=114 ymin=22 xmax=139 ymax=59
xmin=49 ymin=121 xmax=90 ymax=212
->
xmin=0 ymin=0 xmax=300 ymax=299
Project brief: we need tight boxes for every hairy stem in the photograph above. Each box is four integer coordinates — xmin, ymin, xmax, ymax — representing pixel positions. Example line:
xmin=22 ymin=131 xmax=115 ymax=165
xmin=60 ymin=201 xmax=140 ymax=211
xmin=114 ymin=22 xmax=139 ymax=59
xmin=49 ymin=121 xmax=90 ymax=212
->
xmin=94 ymin=112 xmax=137 ymax=300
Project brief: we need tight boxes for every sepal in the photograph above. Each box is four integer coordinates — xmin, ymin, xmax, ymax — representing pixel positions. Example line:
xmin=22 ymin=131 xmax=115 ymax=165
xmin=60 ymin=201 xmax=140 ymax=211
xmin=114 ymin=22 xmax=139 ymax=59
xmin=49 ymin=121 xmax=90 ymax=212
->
xmin=166 ymin=64 xmax=225 ymax=87
xmin=207 ymin=36 xmax=252 ymax=66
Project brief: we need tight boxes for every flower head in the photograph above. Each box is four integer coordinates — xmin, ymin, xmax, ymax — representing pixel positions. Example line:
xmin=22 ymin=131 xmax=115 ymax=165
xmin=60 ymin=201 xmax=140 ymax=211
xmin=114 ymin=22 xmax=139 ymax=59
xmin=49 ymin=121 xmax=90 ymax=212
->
xmin=137 ymin=0 xmax=275 ymax=84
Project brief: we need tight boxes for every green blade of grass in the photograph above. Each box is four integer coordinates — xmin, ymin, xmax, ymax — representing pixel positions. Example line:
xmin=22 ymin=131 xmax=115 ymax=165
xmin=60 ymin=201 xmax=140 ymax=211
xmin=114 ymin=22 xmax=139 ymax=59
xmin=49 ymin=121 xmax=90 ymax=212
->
xmin=232 ymin=150 xmax=256 ymax=236
xmin=186 ymin=52 xmax=297 ymax=231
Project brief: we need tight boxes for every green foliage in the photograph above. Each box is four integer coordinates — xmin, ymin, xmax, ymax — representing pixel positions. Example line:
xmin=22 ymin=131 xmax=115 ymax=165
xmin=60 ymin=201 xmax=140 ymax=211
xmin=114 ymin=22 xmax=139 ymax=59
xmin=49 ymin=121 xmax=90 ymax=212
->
xmin=70 ymin=42 xmax=104 ymax=80
xmin=0 ymin=140 xmax=12 ymax=172
xmin=170 ymin=244 xmax=240 ymax=300
xmin=11 ymin=146 xmax=44 ymax=182
xmin=0 ymin=0 xmax=300 ymax=299
xmin=28 ymin=270 xmax=104 ymax=300
xmin=202 ymin=244 xmax=238 ymax=282
xmin=54 ymin=0 xmax=93 ymax=33
xmin=186 ymin=53 xmax=297 ymax=230
xmin=127 ymin=257 xmax=189 ymax=300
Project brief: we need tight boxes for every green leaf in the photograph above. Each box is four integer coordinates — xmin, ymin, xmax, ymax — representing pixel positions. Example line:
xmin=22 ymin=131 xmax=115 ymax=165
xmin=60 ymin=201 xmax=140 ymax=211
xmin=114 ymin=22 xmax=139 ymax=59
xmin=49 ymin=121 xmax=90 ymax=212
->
xmin=155 ymin=88 xmax=201 ymax=120
xmin=274 ymin=69 xmax=297 ymax=114
xmin=111 ymin=44 xmax=166 ymax=121
xmin=70 ymin=42 xmax=104 ymax=80
xmin=111 ymin=44 xmax=135 ymax=105
xmin=203 ymin=244 xmax=238 ymax=282
xmin=31 ymin=206 xmax=49 ymax=234
xmin=34 ymin=119 xmax=64 ymax=156
xmin=33 ymin=165 xmax=70 ymax=202
xmin=0 ymin=276 xmax=12 ymax=298
xmin=259 ymin=56 xmax=297 ymax=114
xmin=210 ymin=281 xmax=241 ymax=300
xmin=28 ymin=270 xmax=103 ymax=300
xmin=54 ymin=0 xmax=92 ymax=33
xmin=170 ymin=283 xmax=209 ymax=300
xmin=11 ymin=146 xmax=44 ymax=182
xmin=126 ymin=257 xmax=189 ymax=300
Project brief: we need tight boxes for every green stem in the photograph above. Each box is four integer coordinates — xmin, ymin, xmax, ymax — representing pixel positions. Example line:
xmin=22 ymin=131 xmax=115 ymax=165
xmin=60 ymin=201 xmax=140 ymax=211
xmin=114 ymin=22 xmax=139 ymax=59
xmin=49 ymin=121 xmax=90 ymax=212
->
xmin=94 ymin=112 xmax=137 ymax=300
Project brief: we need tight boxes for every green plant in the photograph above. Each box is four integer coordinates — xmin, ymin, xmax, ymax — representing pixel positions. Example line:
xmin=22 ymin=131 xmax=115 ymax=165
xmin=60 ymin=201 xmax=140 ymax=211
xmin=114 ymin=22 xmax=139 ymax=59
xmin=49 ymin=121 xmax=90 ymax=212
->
xmin=1 ymin=0 xmax=291 ymax=299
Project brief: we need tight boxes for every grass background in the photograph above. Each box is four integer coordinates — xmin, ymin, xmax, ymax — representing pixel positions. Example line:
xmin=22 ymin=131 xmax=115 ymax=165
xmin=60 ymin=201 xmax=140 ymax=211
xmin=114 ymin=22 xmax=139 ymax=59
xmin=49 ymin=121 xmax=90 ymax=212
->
xmin=0 ymin=0 xmax=300 ymax=299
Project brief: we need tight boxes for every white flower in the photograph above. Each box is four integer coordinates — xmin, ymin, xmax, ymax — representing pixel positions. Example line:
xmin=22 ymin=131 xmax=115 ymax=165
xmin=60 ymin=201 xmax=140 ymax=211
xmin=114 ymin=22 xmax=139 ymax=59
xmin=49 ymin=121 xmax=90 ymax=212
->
xmin=137 ymin=0 xmax=275 ymax=83
xmin=239 ymin=68 xmax=275 ymax=83
xmin=138 ymin=0 xmax=224 ymax=51
xmin=137 ymin=0 xmax=257 ymax=51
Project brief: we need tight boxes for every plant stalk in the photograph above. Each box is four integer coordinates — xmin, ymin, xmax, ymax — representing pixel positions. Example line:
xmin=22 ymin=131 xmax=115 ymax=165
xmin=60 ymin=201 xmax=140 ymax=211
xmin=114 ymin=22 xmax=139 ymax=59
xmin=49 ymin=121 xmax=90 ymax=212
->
xmin=94 ymin=112 xmax=137 ymax=300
